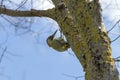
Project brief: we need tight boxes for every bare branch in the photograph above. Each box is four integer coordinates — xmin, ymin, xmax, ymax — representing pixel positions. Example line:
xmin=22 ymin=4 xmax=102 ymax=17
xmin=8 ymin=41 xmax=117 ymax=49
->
xmin=0 ymin=7 xmax=55 ymax=18
xmin=16 ymin=0 xmax=28 ymax=10
xmin=31 ymin=0 xmax=33 ymax=9
xmin=0 ymin=21 xmax=8 ymax=46
xmin=111 ymin=35 xmax=120 ymax=43
xmin=114 ymin=59 xmax=120 ymax=62
xmin=114 ymin=56 xmax=120 ymax=60
xmin=0 ymin=15 xmax=15 ymax=26
xmin=0 ymin=46 xmax=7 ymax=64
xmin=0 ymin=0 xmax=4 ymax=5
xmin=7 ymin=0 xmax=26 ymax=9
xmin=108 ymin=19 xmax=120 ymax=33
xmin=113 ymin=56 xmax=120 ymax=62
xmin=62 ymin=73 xmax=84 ymax=80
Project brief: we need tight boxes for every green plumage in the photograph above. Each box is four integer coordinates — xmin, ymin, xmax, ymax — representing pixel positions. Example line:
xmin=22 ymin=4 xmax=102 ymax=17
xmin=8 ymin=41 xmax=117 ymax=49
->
xmin=47 ymin=30 xmax=70 ymax=52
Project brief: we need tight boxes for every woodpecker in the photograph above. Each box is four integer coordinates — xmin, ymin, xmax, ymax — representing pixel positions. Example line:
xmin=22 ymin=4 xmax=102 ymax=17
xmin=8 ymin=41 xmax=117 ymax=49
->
xmin=47 ymin=30 xmax=70 ymax=52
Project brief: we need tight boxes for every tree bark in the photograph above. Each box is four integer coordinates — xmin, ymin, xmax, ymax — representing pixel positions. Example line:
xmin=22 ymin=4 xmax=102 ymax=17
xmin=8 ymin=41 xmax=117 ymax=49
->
xmin=0 ymin=0 xmax=119 ymax=80
xmin=0 ymin=7 xmax=55 ymax=17
xmin=52 ymin=0 xmax=119 ymax=80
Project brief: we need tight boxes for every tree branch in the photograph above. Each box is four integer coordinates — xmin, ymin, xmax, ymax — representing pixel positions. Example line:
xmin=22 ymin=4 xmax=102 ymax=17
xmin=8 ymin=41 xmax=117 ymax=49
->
xmin=0 ymin=7 xmax=55 ymax=18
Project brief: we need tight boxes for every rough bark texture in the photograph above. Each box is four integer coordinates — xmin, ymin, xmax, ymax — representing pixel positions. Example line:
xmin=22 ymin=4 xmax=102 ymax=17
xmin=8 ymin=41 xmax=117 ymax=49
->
xmin=0 ymin=0 xmax=119 ymax=80
xmin=52 ymin=0 xmax=119 ymax=80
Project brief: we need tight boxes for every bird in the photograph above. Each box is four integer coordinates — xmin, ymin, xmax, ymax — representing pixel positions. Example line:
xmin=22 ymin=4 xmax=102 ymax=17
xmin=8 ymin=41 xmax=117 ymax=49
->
xmin=47 ymin=30 xmax=70 ymax=52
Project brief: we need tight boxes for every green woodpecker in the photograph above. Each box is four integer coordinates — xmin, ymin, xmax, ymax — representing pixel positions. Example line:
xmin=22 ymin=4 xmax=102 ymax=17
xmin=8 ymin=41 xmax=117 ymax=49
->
xmin=47 ymin=30 xmax=70 ymax=52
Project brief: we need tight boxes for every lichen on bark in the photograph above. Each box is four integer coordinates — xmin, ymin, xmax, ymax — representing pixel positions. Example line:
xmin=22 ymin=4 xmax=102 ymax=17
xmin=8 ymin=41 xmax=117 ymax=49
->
xmin=52 ymin=0 xmax=119 ymax=80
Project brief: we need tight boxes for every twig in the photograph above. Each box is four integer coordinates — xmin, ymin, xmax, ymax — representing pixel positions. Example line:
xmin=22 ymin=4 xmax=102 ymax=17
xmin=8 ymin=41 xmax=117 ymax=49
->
xmin=7 ymin=0 xmax=26 ymax=9
xmin=0 ymin=0 xmax=4 ymax=5
xmin=16 ymin=0 xmax=28 ymax=10
xmin=108 ymin=19 xmax=120 ymax=33
xmin=62 ymin=73 xmax=84 ymax=80
xmin=114 ymin=59 xmax=120 ymax=62
xmin=111 ymin=35 xmax=120 ymax=43
xmin=113 ymin=56 xmax=120 ymax=62
xmin=0 ymin=46 xmax=7 ymax=64
xmin=114 ymin=56 xmax=120 ymax=60
xmin=0 ymin=15 xmax=16 ymax=26
xmin=67 ymin=50 xmax=75 ymax=56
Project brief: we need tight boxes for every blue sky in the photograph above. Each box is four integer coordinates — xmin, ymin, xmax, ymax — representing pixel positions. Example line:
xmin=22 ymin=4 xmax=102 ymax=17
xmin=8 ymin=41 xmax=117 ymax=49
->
xmin=0 ymin=0 xmax=120 ymax=80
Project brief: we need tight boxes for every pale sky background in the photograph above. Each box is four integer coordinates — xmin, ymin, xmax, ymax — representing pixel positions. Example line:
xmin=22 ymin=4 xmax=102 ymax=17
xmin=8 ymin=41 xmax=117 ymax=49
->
xmin=0 ymin=0 xmax=120 ymax=80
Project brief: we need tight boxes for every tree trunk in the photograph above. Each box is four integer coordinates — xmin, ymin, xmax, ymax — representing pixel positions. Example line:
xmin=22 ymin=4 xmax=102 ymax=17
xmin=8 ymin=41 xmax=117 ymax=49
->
xmin=52 ymin=0 xmax=119 ymax=80
xmin=0 ymin=0 xmax=119 ymax=80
